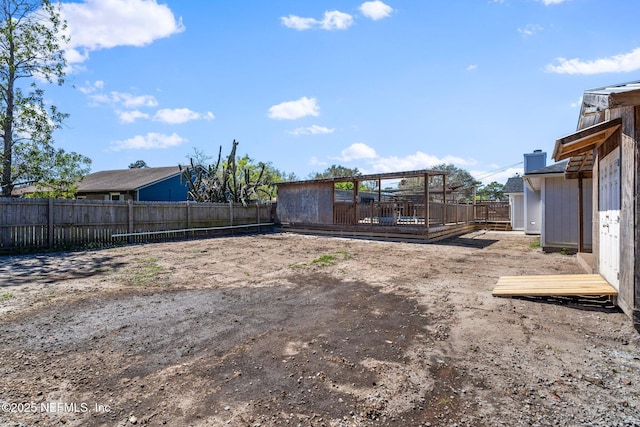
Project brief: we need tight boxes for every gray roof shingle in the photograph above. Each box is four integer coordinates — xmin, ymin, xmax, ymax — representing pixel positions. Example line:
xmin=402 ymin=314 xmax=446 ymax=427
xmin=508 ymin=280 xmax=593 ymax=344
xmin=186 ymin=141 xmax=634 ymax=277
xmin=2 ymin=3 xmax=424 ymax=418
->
xmin=78 ymin=166 xmax=182 ymax=193
xmin=526 ymin=161 xmax=568 ymax=176
xmin=503 ymin=177 xmax=523 ymax=194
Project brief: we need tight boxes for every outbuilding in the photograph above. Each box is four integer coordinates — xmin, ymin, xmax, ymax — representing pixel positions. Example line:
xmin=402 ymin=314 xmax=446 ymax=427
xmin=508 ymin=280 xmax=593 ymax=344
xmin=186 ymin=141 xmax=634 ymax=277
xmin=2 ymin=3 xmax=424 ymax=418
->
xmin=552 ymin=80 xmax=640 ymax=329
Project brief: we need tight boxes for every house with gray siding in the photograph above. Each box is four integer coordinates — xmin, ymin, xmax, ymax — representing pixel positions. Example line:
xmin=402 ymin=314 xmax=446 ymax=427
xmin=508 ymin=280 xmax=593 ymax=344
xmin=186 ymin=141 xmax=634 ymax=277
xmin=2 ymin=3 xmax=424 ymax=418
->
xmin=524 ymin=161 xmax=592 ymax=253
xmin=503 ymin=176 xmax=524 ymax=231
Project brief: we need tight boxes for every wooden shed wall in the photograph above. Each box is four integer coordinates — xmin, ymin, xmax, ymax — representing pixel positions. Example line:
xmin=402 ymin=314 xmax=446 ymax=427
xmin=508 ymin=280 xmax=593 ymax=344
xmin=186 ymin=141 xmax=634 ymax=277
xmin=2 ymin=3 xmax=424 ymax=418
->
xmin=276 ymin=182 xmax=334 ymax=225
xmin=635 ymin=106 xmax=640 ymax=327
xmin=615 ymin=106 xmax=637 ymax=317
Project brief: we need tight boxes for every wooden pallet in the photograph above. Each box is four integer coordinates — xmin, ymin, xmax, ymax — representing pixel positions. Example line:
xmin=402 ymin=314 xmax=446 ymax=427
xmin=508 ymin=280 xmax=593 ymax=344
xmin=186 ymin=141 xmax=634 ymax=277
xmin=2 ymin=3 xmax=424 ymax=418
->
xmin=493 ymin=274 xmax=617 ymax=297
xmin=481 ymin=221 xmax=512 ymax=231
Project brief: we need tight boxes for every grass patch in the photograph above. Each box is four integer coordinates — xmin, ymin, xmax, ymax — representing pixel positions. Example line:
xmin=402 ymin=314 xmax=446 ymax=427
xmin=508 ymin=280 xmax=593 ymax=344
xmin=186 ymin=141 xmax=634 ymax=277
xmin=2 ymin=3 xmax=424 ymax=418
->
xmin=529 ymin=240 xmax=541 ymax=249
xmin=0 ymin=292 xmax=14 ymax=302
xmin=290 ymin=250 xmax=353 ymax=269
xmin=312 ymin=254 xmax=338 ymax=266
xmin=126 ymin=257 xmax=165 ymax=285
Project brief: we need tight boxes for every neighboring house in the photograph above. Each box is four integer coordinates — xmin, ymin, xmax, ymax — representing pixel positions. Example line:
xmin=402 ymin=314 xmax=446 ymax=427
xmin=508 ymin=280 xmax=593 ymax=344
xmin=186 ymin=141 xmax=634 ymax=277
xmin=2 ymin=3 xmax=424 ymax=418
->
xmin=524 ymin=160 xmax=593 ymax=252
xmin=522 ymin=150 xmax=546 ymax=235
xmin=552 ymin=80 xmax=640 ymax=329
xmin=503 ymin=176 xmax=524 ymax=231
xmin=77 ymin=166 xmax=188 ymax=201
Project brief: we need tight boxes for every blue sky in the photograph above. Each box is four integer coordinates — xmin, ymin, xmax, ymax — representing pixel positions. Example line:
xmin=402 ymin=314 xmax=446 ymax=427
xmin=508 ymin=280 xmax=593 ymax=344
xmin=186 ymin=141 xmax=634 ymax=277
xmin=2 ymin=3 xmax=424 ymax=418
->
xmin=45 ymin=0 xmax=640 ymax=185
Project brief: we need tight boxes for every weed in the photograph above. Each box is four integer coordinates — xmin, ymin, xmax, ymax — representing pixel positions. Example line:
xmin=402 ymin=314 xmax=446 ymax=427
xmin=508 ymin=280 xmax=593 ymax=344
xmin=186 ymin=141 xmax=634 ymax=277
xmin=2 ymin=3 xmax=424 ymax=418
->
xmin=560 ymin=247 xmax=569 ymax=255
xmin=335 ymin=249 xmax=352 ymax=260
xmin=529 ymin=240 xmax=541 ymax=249
xmin=0 ymin=292 xmax=14 ymax=302
xmin=312 ymin=254 xmax=337 ymax=266
xmin=127 ymin=257 xmax=165 ymax=285
xmin=291 ymin=250 xmax=352 ymax=269
xmin=436 ymin=397 xmax=451 ymax=406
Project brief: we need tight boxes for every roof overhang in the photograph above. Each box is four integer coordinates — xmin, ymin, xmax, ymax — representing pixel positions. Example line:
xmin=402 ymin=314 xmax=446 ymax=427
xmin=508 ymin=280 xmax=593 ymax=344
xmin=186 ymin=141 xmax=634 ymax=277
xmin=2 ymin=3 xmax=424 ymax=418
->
xmin=552 ymin=117 xmax=621 ymax=179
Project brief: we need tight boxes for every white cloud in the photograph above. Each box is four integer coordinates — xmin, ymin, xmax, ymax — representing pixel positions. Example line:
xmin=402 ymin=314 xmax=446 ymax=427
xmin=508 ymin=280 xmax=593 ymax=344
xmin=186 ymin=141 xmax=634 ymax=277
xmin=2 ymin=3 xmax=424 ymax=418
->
xmin=78 ymin=80 xmax=104 ymax=95
xmin=545 ymin=47 xmax=640 ymax=74
xmin=114 ymin=92 xmax=159 ymax=108
xmin=109 ymin=132 xmax=187 ymax=151
xmin=268 ymin=96 xmax=320 ymax=120
xmin=359 ymin=1 xmax=394 ymax=21
xmin=467 ymin=64 xmax=478 ymax=71
xmin=322 ymin=145 xmax=476 ymax=174
xmin=280 ymin=15 xmax=316 ymax=31
xmin=368 ymin=152 xmax=475 ymax=173
xmin=309 ymin=156 xmax=328 ymax=167
xmin=153 ymin=108 xmax=215 ymax=124
xmin=289 ymin=125 xmax=335 ymax=136
xmin=88 ymin=91 xmax=158 ymax=108
xmin=117 ymin=110 xmax=149 ymax=123
xmin=61 ymin=0 xmax=185 ymax=65
xmin=321 ymin=10 xmax=354 ymax=30
xmin=518 ymin=24 xmax=543 ymax=38
xmin=337 ymin=143 xmax=378 ymax=161
xmin=281 ymin=10 xmax=353 ymax=31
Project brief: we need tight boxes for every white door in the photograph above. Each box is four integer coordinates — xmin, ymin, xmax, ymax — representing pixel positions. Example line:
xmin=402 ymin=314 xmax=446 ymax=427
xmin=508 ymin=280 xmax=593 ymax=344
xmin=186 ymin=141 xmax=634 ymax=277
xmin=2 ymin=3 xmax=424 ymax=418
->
xmin=599 ymin=147 xmax=620 ymax=289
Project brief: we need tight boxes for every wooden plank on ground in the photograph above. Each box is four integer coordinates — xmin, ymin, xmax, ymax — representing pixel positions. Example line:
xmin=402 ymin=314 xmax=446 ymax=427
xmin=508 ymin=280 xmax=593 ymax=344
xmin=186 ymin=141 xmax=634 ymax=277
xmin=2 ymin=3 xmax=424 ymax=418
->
xmin=493 ymin=274 xmax=617 ymax=297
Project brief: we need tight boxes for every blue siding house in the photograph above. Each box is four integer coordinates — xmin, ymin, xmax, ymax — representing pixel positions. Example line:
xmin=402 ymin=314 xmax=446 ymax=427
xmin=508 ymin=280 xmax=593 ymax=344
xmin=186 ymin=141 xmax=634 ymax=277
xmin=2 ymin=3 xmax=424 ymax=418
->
xmin=77 ymin=166 xmax=188 ymax=201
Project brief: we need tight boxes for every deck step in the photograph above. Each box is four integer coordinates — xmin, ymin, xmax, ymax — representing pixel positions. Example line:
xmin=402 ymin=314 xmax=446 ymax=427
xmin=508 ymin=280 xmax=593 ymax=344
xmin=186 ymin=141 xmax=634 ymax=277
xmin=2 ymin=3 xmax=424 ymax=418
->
xmin=493 ymin=274 xmax=617 ymax=297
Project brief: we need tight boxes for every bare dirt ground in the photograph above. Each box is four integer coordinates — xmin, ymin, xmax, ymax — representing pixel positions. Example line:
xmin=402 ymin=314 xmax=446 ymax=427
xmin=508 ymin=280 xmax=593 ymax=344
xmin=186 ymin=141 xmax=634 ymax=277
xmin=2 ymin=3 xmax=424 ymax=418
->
xmin=0 ymin=230 xmax=639 ymax=427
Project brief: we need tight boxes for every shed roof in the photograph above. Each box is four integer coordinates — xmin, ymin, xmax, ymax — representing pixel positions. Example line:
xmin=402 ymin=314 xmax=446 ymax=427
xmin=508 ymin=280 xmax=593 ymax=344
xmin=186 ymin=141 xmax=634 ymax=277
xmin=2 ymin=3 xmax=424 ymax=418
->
xmin=503 ymin=177 xmax=523 ymax=194
xmin=552 ymin=80 xmax=640 ymax=179
xmin=78 ymin=166 xmax=182 ymax=193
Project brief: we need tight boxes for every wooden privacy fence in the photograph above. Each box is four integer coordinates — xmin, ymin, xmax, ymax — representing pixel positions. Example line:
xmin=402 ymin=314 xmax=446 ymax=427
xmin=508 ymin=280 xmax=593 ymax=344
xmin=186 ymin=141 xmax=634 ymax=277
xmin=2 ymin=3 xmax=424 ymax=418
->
xmin=0 ymin=198 xmax=274 ymax=252
xmin=333 ymin=201 xmax=476 ymax=226
xmin=474 ymin=201 xmax=510 ymax=223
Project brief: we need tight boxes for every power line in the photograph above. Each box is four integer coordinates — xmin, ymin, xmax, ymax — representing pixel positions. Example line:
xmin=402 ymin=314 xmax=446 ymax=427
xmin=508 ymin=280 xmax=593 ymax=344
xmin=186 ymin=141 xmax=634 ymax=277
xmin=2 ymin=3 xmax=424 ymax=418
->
xmin=474 ymin=161 xmax=523 ymax=181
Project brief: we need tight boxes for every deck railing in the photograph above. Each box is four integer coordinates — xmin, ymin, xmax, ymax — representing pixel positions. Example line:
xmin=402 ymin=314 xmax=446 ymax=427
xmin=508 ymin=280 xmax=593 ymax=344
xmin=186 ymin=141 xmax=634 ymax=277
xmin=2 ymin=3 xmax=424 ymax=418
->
xmin=334 ymin=201 xmax=476 ymax=226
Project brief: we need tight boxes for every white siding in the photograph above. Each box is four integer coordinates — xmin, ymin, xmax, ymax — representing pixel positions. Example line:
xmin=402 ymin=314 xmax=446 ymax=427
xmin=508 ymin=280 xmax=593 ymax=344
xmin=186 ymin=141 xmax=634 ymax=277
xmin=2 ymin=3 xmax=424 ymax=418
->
xmin=509 ymin=194 xmax=525 ymax=230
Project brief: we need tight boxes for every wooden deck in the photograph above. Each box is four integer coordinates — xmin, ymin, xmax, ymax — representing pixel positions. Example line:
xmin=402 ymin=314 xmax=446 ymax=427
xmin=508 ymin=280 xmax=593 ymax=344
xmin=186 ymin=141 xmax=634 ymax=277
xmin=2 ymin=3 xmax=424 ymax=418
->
xmin=493 ymin=274 xmax=618 ymax=297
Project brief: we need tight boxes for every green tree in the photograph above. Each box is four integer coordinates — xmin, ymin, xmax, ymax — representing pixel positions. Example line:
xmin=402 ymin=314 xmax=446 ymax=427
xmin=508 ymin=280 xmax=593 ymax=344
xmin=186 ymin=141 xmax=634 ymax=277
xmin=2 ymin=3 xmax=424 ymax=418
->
xmin=396 ymin=164 xmax=480 ymax=201
xmin=477 ymin=181 xmax=505 ymax=201
xmin=0 ymin=0 xmax=90 ymax=197
xmin=180 ymin=140 xmax=290 ymax=204
xmin=128 ymin=160 xmax=149 ymax=169
xmin=24 ymin=148 xmax=89 ymax=198
xmin=309 ymin=164 xmax=373 ymax=190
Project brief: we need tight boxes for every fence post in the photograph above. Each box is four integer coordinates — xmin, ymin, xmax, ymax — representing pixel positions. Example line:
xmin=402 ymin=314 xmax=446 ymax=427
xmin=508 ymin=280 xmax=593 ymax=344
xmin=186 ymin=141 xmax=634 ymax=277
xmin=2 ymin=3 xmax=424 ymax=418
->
xmin=186 ymin=201 xmax=191 ymax=229
xmin=128 ymin=199 xmax=134 ymax=243
xmin=256 ymin=201 xmax=260 ymax=225
xmin=229 ymin=200 xmax=234 ymax=226
xmin=48 ymin=198 xmax=54 ymax=248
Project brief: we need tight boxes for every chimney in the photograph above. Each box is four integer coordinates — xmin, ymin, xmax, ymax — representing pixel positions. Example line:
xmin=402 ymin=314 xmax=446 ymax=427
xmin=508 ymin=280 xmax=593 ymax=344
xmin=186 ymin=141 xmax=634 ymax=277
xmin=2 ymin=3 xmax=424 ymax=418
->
xmin=524 ymin=149 xmax=546 ymax=174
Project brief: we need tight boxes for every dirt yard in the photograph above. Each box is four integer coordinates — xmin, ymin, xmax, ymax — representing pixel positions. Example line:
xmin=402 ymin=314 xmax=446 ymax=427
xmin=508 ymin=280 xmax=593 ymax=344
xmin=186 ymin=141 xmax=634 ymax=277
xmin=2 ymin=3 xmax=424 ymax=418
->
xmin=0 ymin=230 xmax=639 ymax=427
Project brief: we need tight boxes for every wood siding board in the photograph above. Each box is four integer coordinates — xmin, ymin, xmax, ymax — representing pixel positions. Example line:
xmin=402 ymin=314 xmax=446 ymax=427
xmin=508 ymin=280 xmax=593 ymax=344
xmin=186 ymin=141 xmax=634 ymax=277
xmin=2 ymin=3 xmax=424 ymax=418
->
xmin=635 ymin=105 xmax=640 ymax=329
xmin=617 ymin=108 xmax=635 ymax=316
